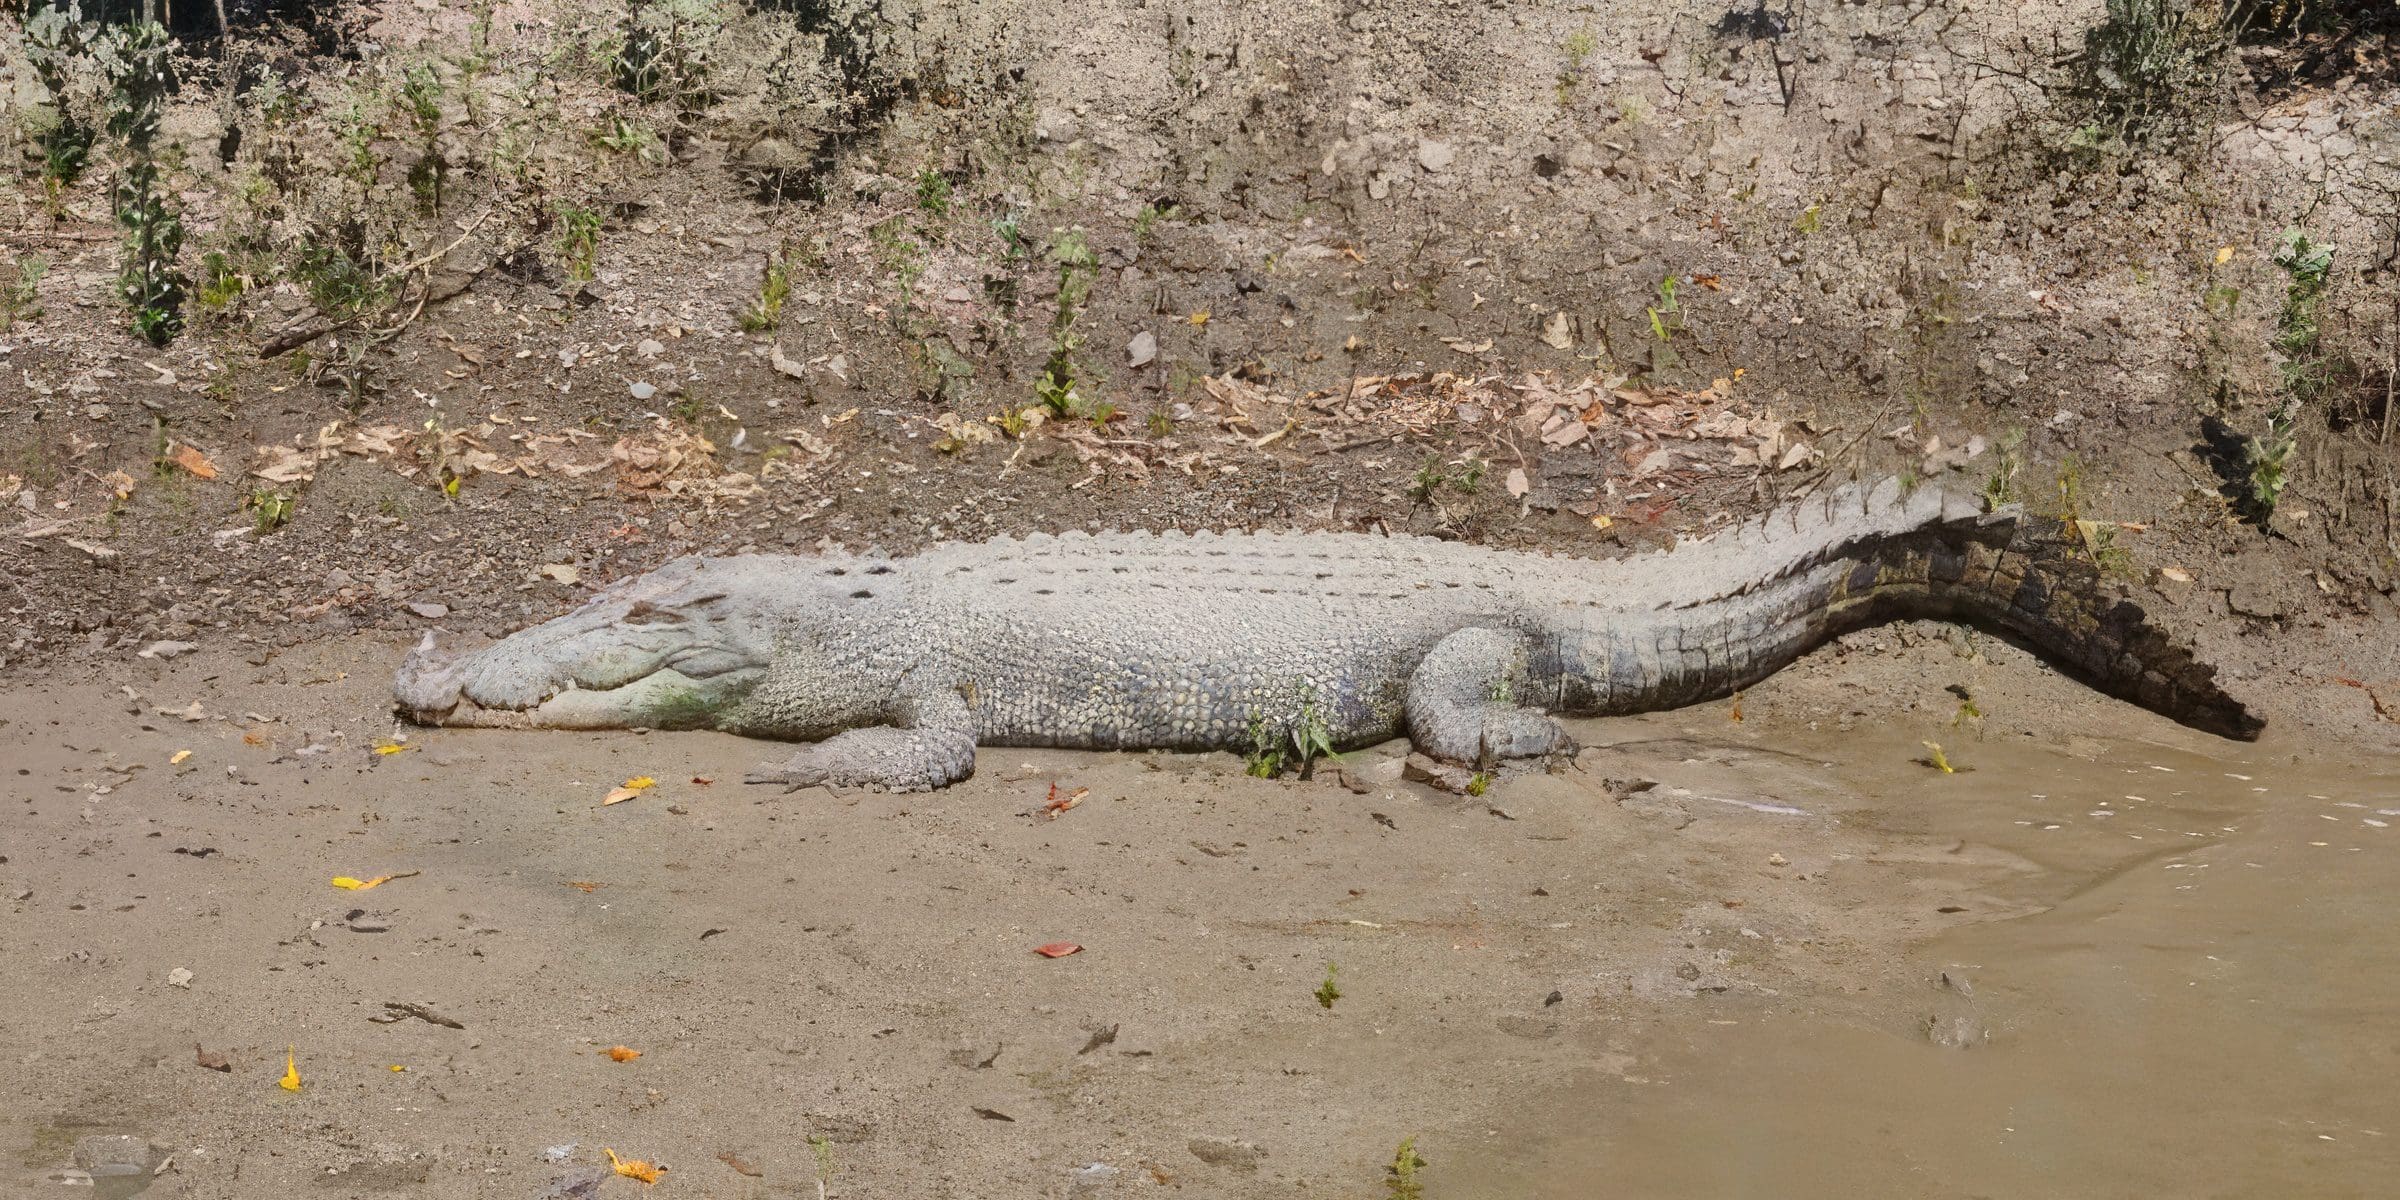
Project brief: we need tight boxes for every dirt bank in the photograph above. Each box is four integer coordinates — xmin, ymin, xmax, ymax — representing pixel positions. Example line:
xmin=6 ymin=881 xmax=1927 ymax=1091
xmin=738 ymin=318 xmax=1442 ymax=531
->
xmin=11 ymin=626 xmax=2390 ymax=1197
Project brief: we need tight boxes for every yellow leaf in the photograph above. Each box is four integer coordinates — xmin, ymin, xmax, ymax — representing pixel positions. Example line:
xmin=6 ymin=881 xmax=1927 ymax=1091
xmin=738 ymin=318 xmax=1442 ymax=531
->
xmin=623 ymin=776 xmax=656 ymax=790
xmin=374 ymin=742 xmax=409 ymax=756
xmin=1920 ymin=740 xmax=1955 ymax=774
xmin=388 ymin=1064 xmax=407 ymax=1072
xmin=279 ymin=1048 xmax=301 ymax=1092
xmin=170 ymin=749 xmax=192 ymax=765
xmin=2213 ymin=246 xmax=2234 ymax=265
xmin=608 ymin=1045 xmax=642 ymax=1062
xmin=331 ymin=870 xmax=417 ymax=890
xmin=1188 ymin=310 xmax=1209 ymax=327
xmin=605 ymin=1148 xmax=666 ymax=1184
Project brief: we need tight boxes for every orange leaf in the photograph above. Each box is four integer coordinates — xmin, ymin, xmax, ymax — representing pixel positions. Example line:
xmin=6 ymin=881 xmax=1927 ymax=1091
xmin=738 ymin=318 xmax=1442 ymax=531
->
xmin=607 ymin=1045 xmax=642 ymax=1062
xmin=605 ymin=1148 xmax=665 ymax=1184
xmin=1034 ymin=941 xmax=1083 ymax=958
xmin=566 ymin=880 xmax=605 ymax=893
xmin=169 ymin=444 xmax=219 ymax=479
xmin=1041 ymin=784 xmax=1089 ymax=820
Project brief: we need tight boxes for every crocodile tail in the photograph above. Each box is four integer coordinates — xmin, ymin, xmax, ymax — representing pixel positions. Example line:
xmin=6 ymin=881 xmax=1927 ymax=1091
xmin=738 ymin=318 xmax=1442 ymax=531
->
xmin=1817 ymin=495 xmax=2263 ymax=741
xmin=1936 ymin=513 xmax=2263 ymax=740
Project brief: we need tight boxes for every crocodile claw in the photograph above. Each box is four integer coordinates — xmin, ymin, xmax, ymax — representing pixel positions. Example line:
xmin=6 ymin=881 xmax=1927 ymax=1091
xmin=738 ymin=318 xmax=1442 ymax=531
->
xmin=744 ymin=752 xmax=829 ymax=793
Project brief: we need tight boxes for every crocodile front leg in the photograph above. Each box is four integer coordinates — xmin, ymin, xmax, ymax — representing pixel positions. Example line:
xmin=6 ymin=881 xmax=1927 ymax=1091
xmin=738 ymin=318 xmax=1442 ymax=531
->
xmin=743 ymin=681 xmax=979 ymax=793
xmin=1404 ymin=627 xmax=1574 ymax=768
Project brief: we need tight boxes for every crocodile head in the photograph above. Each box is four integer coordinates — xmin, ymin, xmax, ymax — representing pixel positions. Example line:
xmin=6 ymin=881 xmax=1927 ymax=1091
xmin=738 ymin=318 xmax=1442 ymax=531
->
xmin=394 ymin=558 xmax=772 ymax=731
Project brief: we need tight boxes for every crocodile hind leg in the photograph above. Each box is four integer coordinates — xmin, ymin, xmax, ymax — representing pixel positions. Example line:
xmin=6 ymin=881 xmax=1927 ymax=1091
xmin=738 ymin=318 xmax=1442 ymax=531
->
xmin=1404 ymin=627 xmax=1574 ymax=768
xmin=743 ymin=682 xmax=979 ymax=794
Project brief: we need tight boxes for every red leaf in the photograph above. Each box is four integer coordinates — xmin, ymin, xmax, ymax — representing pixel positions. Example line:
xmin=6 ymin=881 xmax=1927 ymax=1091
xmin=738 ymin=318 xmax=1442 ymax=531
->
xmin=1034 ymin=942 xmax=1083 ymax=958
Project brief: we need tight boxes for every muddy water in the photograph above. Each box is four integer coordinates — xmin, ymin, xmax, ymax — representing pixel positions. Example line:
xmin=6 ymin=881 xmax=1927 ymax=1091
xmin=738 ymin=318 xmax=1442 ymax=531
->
xmin=1466 ymin=728 xmax=2400 ymax=1198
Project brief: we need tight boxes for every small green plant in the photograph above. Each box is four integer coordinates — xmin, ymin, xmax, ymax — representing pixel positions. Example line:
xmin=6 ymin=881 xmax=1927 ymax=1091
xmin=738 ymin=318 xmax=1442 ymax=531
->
xmin=1557 ymin=28 xmax=1597 ymax=104
xmin=592 ymin=115 xmax=662 ymax=162
xmin=739 ymin=244 xmax=795 ymax=333
xmin=2064 ymin=0 xmax=2230 ymax=155
xmin=399 ymin=62 xmax=447 ymax=212
xmin=1979 ymin=429 xmax=2024 ymax=512
xmin=1314 ymin=963 xmax=1342 ymax=1010
xmin=243 ymin=488 xmax=295 ymax=533
xmin=195 ymin=250 xmax=246 ymax=312
xmin=292 ymin=243 xmax=392 ymax=325
xmin=992 ymin=209 xmax=1030 ymax=261
xmin=1409 ymin=457 xmax=1486 ymax=502
xmin=1245 ymin=711 xmax=1285 ymax=778
xmin=105 ymin=20 xmax=187 ymax=345
xmin=2241 ymin=230 xmax=2334 ymax=523
xmin=2270 ymin=229 xmax=2334 ymax=402
xmin=1146 ymin=409 xmax=1174 ymax=437
xmin=1793 ymin=202 xmax=1822 ymax=235
xmin=809 ymin=1135 xmax=834 ymax=1189
xmin=1646 ymin=274 xmax=1683 ymax=342
xmin=1465 ymin=772 xmax=1491 ymax=797
xmin=1034 ymin=231 xmax=1099 ymax=416
xmin=1 ymin=257 xmax=48 ymax=329
xmin=23 ymin=7 xmax=98 ymax=195
xmin=557 ymin=203 xmax=603 ymax=284
xmin=915 ymin=168 xmax=953 ymax=216
xmin=1132 ymin=201 xmax=1183 ymax=244
xmin=1385 ymin=1136 xmax=1427 ymax=1199
xmin=1408 ymin=458 xmax=1447 ymax=503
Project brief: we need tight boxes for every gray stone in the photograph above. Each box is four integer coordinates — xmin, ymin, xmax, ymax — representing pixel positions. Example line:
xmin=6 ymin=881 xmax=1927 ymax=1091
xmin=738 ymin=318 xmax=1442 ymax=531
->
xmin=1126 ymin=331 xmax=1158 ymax=368
xmin=1187 ymin=1136 xmax=1264 ymax=1170
xmin=405 ymin=601 xmax=451 ymax=620
xmin=1416 ymin=138 xmax=1456 ymax=171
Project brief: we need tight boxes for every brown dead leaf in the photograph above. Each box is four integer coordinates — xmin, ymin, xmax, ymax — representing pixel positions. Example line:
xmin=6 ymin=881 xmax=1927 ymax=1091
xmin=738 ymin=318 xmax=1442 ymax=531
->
xmin=1505 ymin=467 xmax=1529 ymax=497
xmin=718 ymin=1152 xmax=762 ymax=1178
xmin=102 ymin=469 xmax=138 ymax=500
xmin=194 ymin=1043 xmax=231 ymax=1072
xmin=1034 ymin=941 xmax=1084 ymax=958
xmin=168 ymin=444 xmax=219 ymax=479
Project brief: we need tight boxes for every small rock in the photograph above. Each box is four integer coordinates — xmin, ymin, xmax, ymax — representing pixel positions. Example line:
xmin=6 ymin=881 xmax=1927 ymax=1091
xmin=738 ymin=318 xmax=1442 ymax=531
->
xmin=630 ymin=381 xmax=658 ymax=401
xmin=1187 ymin=1136 xmax=1264 ymax=1171
xmin=9 ymin=888 xmax=30 ymax=901
xmin=1767 ymin=852 xmax=1789 ymax=867
xmin=167 ymin=967 xmax=193 ymax=988
xmin=404 ymin=601 xmax=450 ymax=620
xmin=1401 ymin=752 xmax=1478 ymax=794
xmin=539 ymin=1166 xmax=609 ymax=1199
xmin=2226 ymin=578 xmax=2287 ymax=620
xmin=1416 ymin=138 xmax=1456 ymax=171
xmin=635 ymin=339 xmax=665 ymax=359
xmin=137 ymin=640 xmax=197 ymax=660
xmin=1126 ymin=331 xmax=1158 ymax=368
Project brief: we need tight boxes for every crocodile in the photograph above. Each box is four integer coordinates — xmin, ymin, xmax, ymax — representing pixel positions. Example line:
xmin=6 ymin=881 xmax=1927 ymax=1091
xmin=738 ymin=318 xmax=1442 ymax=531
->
xmin=392 ymin=478 xmax=2261 ymax=792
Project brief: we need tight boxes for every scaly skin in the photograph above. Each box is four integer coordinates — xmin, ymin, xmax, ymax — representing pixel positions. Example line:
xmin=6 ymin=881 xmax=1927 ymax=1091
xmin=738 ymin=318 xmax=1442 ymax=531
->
xmin=392 ymin=479 xmax=2262 ymax=792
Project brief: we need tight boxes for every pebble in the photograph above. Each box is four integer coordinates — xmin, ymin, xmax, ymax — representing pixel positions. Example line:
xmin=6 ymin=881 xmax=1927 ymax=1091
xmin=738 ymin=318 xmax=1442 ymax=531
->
xmin=630 ymin=381 xmax=657 ymax=401
xmin=1126 ymin=330 xmax=1157 ymax=367
xmin=167 ymin=967 xmax=193 ymax=988
xmin=137 ymin=640 xmax=197 ymax=660
xmin=1186 ymin=1135 xmax=1264 ymax=1170
xmin=405 ymin=601 xmax=451 ymax=620
xmin=1417 ymin=138 xmax=1456 ymax=172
